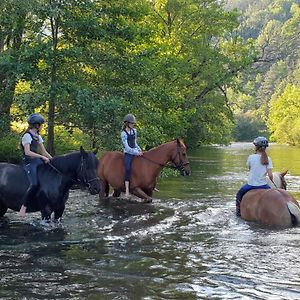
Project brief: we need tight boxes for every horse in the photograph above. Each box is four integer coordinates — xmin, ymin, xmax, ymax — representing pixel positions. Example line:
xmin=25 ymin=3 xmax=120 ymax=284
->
xmin=98 ymin=139 xmax=190 ymax=202
xmin=0 ymin=146 xmax=100 ymax=220
xmin=240 ymin=171 xmax=300 ymax=227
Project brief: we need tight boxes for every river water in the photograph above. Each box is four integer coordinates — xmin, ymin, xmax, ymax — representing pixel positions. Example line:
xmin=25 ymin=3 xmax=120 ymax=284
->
xmin=1 ymin=143 xmax=300 ymax=299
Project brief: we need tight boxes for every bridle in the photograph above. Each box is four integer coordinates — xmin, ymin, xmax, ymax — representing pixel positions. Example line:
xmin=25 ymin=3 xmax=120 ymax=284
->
xmin=170 ymin=143 xmax=190 ymax=172
xmin=76 ymin=155 xmax=100 ymax=188
xmin=141 ymin=143 xmax=190 ymax=172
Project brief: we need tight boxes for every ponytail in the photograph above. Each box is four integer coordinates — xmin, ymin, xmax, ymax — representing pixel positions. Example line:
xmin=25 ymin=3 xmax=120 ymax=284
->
xmin=256 ymin=146 xmax=269 ymax=165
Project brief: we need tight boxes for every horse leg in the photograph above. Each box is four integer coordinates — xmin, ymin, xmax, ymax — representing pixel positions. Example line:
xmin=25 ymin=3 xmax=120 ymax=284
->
xmin=99 ymin=179 xmax=109 ymax=199
xmin=112 ymin=189 xmax=121 ymax=197
xmin=0 ymin=201 xmax=8 ymax=217
xmin=54 ymin=205 xmax=65 ymax=220
xmin=132 ymin=187 xmax=152 ymax=203
xmin=41 ymin=205 xmax=52 ymax=221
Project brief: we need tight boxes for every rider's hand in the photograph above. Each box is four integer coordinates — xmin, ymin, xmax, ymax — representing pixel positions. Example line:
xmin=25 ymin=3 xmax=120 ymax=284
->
xmin=43 ymin=157 xmax=50 ymax=163
xmin=138 ymin=151 xmax=143 ymax=156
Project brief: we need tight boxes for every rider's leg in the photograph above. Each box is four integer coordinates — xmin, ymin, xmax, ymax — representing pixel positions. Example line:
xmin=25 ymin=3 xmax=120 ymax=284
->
xmin=236 ymin=184 xmax=252 ymax=217
xmin=19 ymin=159 xmax=43 ymax=217
xmin=124 ymin=154 xmax=133 ymax=198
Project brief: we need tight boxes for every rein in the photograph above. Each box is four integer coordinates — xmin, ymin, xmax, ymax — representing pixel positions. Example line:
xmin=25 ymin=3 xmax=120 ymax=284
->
xmin=48 ymin=156 xmax=99 ymax=187
xmin=48 ymin=161 xmax=78 ymax=183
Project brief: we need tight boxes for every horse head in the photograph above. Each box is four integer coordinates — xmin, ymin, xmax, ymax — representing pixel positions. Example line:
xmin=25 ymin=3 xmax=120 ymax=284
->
xmin=268 ymin=170 xmax=288 ymax=189
xmin=170 ymin=139 xmax=191 ymax=176
xmin=77 ymin=146 xmax=100 ymax=195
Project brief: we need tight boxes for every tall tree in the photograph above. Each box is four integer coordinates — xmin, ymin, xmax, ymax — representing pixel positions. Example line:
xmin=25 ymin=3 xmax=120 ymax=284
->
xmin=0 ymin=0 xmax=33 ymax=135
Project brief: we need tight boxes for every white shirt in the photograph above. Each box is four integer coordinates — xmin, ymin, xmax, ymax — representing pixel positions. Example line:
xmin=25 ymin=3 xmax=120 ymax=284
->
xmin=246 ymin=153 xmax=273 ymax=186
xmin=22 ymin=130 xmax=43 ymax=146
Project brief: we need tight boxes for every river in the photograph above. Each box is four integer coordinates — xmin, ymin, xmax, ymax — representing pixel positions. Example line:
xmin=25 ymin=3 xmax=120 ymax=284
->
xmin=0 ymin=143 xmax=300 ymax=299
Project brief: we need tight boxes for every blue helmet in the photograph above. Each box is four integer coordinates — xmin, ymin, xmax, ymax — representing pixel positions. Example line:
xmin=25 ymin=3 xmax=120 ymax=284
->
xmin=253 ymin=136 xmax=268 ymax=148
xmin=27 ymin=113 xmax=45 ymax=125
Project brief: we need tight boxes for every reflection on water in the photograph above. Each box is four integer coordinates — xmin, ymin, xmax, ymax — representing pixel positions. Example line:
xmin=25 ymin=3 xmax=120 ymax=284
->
xmin=1 ymin=143 xmax=300 ymax=299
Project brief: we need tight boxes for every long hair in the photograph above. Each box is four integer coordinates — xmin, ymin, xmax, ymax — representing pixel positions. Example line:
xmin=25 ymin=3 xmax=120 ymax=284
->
xmin=256 ymin=146 xmax=269 ymax=165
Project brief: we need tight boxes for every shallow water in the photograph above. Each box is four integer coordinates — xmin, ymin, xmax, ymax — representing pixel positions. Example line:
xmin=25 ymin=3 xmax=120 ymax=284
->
xmin=1 ymin=143 xmax=300 ymax=299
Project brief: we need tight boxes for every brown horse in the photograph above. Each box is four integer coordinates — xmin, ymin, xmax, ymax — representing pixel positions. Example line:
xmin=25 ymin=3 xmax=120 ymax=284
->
xmin=240 ymin=171 xmax=300 ymax=227
xmin=98 ymin=139 xmax=190 ymax=202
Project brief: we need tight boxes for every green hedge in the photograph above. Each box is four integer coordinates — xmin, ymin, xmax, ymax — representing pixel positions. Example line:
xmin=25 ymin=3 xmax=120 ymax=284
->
xmin=0 ymin=133 xmax=22 ymax=164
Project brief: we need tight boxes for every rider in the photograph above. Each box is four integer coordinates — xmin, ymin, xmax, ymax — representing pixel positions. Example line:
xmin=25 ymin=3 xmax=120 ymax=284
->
xmin=19 ymin=113 xmax=52 ymax=217
xmin=236 ymin=136 xmax=273 ymax=216
xmin=121 ymin=114 xmax=143 ymax=198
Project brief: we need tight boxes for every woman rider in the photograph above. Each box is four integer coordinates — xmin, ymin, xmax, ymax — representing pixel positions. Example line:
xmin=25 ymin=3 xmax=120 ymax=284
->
xmin=19 ymin=113 xmax=52 ymax=217
xmin=236 ymin=136 xmax=273 ymax=216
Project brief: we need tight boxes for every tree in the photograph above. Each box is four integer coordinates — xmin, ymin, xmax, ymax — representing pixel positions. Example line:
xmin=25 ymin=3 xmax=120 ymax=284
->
xmin=0 ymin=0 xmax=34 ymax=135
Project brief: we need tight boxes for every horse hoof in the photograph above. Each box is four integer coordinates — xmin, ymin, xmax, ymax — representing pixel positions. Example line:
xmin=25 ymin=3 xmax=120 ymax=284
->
xmin=143 ymin=198 xmax=152 ymax=203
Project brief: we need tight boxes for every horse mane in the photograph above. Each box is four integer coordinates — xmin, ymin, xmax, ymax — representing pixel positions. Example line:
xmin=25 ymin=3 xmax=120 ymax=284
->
xmin=47 ymin=151 xmax=81 ymax=173
xmin=146 ymin=139 xmax=185 ymax=153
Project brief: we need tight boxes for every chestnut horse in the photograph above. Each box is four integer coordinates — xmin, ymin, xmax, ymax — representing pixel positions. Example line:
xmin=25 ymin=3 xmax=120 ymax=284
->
xmin=98 ymin=139 xmax=190 ymax=202
xmin=240 ymin=171 xmax=300 ymax=227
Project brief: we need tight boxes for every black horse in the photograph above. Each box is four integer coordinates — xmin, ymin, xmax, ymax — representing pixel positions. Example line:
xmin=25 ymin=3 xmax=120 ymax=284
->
xmin=0 ymin=146 xmax=100 ymax=220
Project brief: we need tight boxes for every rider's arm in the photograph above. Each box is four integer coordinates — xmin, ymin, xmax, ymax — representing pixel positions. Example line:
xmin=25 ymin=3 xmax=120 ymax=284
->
xmin=23 ymin=143 xmax=49 ymax=162
xmin=267 ymin=156 xmax=273 ymax=181
xmin=133 ymin=128 xmax=142 ymax=152
xmin=267 ymin=168 xmax=273 ymax=182
xmin=38 ymin=143 xmax=52 ymax=159
xmin=121 ymin=131 xmax=141 ymax=155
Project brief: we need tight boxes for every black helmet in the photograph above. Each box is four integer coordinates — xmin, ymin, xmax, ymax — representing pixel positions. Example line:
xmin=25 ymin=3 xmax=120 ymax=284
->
xmin=253 ymin=136 xmax=268 ymax=148
xmin=27 ymin=113 xmax=45 ymax=125
xmin=123 ymin=114 xmax=136 ymax=124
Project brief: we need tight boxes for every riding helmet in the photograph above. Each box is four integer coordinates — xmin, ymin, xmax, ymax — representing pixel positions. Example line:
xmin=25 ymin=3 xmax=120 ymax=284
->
xmin=27 ymin=113 xmax=45 ymax=125
xmin=123 ymin=114 xmax=136 ymax=124
xmin=253 ymin=136 xmax=268 ymax=148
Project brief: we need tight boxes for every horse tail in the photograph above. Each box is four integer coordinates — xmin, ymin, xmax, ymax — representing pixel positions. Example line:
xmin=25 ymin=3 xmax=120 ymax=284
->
xmin=287 ymin=202 xmax=300 ymax=226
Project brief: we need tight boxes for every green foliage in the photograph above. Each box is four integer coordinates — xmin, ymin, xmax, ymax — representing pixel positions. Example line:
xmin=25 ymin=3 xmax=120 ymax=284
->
xmin=226 ymin=0 xmax=300 ymax=143
xmin=268 ymin=84 xmax=300 ymax=145
xmin=233 ymin=113 xmax=268 ymax=141
xmin=0 ymin=133 xmax=22 ymax=163
xmin=0 ymin=0 xmax=256 ymax=158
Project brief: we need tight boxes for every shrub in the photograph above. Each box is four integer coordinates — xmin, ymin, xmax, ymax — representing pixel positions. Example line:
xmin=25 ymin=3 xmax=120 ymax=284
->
xmin=0 ymin=133 xmax=22 ymax=163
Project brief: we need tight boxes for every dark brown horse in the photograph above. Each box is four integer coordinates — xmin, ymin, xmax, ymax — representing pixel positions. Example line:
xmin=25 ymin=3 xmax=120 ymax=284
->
xmin=98 ymin=139 xmax=190 ymax=202
xmin=240 ymin=171 xmax=300 ymax=227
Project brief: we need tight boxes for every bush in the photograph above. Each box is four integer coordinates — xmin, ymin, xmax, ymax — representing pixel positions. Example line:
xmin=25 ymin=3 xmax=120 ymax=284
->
xmin=0 ymin=133 xmax=22 ymax=163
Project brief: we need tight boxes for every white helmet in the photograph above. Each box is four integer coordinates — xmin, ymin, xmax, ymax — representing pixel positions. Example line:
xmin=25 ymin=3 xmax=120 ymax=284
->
xmin=253 ymin=136 xmax=268 ymax=148
xmin=123 ymin=114 xmax=136 ymax=123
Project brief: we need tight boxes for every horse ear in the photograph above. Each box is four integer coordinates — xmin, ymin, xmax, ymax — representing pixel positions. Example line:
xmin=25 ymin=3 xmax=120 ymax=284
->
xmin=93 ymin=147 xmax=99 ymax=155
xmin=80 ymin=146 xmax=86 ymax=155
xmin=281 ymin=170 xmax=288 ymax=177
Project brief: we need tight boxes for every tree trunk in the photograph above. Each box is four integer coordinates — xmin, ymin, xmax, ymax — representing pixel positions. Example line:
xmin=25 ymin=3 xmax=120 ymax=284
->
xmin=0 ymin=13 xmax=25 ymax=136
xmin=46 ymin=4 xmax=60 ymax=155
